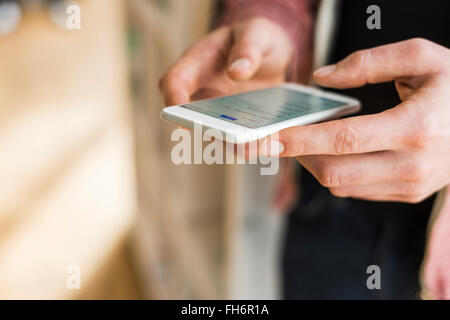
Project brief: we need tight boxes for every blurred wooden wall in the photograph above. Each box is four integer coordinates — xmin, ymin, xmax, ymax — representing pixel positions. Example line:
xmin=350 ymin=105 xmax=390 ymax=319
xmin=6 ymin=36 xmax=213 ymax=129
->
xmin=0 ymin=0 xmax=138 ymax=299
xmin=128 ymin=0 xmax=225 ymax=299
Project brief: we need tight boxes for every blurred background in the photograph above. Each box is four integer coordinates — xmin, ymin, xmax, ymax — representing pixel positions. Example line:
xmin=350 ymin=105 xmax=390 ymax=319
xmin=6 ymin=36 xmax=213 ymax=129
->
xmin=0 ymin=0 xmax=292 ymax=299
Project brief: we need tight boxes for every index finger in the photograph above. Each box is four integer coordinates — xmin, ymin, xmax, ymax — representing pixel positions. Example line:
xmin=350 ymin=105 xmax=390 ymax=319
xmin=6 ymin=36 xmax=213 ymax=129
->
xmin=160 ymin=27 xmax=231 ymax=106
xmin=313 ymin=38 xmax=446 ymax=89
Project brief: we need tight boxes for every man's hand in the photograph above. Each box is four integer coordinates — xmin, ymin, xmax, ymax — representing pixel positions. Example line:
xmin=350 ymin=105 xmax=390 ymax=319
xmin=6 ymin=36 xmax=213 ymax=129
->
xmin=160 ymin=18 xmax=293 ymax=106
xmin=260 ymin=38 xmax=450 ymax=203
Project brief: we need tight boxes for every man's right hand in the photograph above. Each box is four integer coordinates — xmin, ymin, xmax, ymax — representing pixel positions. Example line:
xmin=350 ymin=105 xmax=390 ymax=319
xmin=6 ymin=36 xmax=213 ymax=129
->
xmin=159 ymin=18 xmax=293 ymax=106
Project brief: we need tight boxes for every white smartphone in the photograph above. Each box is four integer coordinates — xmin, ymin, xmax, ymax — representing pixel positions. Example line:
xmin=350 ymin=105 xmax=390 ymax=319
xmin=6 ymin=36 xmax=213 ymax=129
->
xmin=161 ymin=83 xmax=361 ymax=143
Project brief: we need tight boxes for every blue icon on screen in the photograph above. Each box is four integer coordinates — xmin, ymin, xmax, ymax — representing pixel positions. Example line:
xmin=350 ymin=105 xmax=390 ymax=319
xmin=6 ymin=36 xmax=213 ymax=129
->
xmin=220 ymin=114 xmax=237 ymax=121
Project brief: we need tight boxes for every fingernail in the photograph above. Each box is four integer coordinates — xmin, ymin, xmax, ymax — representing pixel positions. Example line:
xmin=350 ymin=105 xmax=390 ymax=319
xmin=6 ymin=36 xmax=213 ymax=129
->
xmin=260 ymin=139 xmax=285 ymax=157
xmin=229 ymin=58 xmax=251 ymax=72
xmin=314 ymin=64 xmax=336 ymax=77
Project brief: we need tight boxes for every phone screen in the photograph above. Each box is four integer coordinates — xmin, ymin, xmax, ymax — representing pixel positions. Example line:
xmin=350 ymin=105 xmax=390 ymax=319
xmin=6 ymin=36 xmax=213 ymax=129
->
xmin=181 ymin=87 xmax=347 ymax=129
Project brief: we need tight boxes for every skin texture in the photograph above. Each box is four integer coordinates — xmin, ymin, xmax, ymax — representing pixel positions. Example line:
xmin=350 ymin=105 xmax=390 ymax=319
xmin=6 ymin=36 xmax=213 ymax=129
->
xmin=261 ymin=38 xmax=450 ymax=204
xmin=160 ymin=18 xmax=293 ymax=106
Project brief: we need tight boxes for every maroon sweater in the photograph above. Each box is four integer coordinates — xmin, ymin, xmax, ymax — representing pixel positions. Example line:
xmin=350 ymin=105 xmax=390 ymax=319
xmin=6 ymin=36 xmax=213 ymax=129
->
xmin=220 ymin=0 xmax=320 ymax=83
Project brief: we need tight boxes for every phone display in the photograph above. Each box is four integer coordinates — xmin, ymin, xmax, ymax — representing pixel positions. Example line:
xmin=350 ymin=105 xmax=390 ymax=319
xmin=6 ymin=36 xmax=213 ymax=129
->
xmin=181 ymin=87 xmax=347 ymax=129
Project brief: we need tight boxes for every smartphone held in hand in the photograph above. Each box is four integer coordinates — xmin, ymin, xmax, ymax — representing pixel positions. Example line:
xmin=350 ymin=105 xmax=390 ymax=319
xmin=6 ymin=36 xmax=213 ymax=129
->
xmin=161 ymin=83 xmax=361 ymax=143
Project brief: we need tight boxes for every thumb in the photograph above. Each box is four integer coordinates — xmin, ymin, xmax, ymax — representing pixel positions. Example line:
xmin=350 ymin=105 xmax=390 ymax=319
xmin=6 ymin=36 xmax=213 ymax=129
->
xmin=227 ymin=23 xmax=271 ymax=81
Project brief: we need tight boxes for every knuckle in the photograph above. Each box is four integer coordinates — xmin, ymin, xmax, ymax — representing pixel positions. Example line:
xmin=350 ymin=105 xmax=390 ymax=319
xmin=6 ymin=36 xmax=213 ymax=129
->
xmin=163 ymin=70 xmax=192 ymax=93
xmin=282 ymin=127 xmax=307 ymax=154
xmin=348 ymin=50 xmax=368 ymax=68
xmin=334 ymin=122 xmax=360 ymax=154
xmin=406 ymin=162 xmax=429 ymax=182
xmin=165 ymin=70 xmax=185 ymax=84
xmin=407 ymin=120 xmax=435 ymax=148
xmin=286 ymin=131 xmax=307 ymax=154
xmin=317 ymin=163 xmax=344 ymax=188
xmin=400 ymin=182 xmax=426 ymax=197
xmin=292 ymin=139 xmax=307 ymax=155
xmin=342 ymin=50 xmax=370 ymax=81
xmin=407 ymin=38 xmax=436 ymax=61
